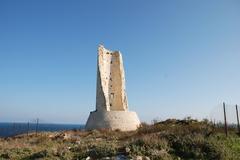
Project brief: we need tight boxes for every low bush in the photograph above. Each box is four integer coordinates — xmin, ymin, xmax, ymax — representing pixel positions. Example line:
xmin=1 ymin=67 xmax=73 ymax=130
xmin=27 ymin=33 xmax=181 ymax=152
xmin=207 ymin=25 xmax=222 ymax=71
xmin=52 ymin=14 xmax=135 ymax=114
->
xmin=127 ymin=134 xmax=172 ymax=160
xmin=1 ymin=118 xmax=240 ymax=160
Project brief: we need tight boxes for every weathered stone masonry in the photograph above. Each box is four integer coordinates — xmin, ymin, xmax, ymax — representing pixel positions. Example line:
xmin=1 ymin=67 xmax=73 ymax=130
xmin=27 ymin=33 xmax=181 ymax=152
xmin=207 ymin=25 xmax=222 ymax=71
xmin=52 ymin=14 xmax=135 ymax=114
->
xmin=85 ymin=45 xmax=140 ymax=131
xmin=96 ymin=45 xmax=128 ymax=111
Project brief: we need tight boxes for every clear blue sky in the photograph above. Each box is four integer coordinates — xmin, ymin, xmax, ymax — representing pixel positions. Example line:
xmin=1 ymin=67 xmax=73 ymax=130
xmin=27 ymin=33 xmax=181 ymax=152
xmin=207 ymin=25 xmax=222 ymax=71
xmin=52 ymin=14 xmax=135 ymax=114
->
xmin=0 ymin=0 xmax=240 ymax=124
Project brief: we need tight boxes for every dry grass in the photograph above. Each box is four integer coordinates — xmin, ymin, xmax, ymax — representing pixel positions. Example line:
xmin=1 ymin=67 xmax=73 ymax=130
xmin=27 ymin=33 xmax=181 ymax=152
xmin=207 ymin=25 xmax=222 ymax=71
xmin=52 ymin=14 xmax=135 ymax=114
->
xmin=0 ymin=119 xmax=240 ymax=160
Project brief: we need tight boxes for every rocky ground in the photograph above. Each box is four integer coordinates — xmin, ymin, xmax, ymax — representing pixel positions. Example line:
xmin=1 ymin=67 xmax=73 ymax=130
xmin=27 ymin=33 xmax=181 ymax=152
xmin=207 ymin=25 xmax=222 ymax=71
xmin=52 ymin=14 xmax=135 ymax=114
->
xmin=0 ymin=119 xmax=240 ymax=160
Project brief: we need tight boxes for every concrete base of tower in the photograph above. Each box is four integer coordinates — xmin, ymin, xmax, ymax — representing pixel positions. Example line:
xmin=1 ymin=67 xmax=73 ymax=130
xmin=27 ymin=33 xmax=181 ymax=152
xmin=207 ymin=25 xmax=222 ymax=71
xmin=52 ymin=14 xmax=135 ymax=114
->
xmin=85 ymin=110 xmax=141 ymax=131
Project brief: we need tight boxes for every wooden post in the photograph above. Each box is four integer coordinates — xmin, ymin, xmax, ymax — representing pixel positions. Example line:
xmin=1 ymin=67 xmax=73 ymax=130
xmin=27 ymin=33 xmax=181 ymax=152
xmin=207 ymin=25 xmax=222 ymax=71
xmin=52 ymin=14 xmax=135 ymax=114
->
xmin=36 ymin=118 xmax=39 ymax=136
xmin=223 ymin=102 xmax=228 ymax=137
xmin=236 ymin=105 xmax=240 ymax=134
xmin=12 ymin=123 xmax=16 ymax=137
xmin=27 ymin=122 xmax=30 ymax=136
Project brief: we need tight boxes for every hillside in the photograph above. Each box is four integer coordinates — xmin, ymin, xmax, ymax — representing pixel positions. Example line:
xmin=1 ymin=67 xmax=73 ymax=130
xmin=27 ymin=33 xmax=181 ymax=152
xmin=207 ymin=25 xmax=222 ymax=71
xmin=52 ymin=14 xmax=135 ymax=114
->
xmin=0 ymin=119 xmax=240 ymax=160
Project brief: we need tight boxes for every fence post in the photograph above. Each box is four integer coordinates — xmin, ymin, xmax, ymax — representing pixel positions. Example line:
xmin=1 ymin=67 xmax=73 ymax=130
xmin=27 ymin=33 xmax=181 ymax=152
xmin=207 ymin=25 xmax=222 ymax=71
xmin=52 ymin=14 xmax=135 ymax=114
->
xmin=236 ymin=105 xmax=240 ymax=134
xmin=35 ymin=118 xmax=39 ymax=136
xmin=27 ymin=122 xmax=30 ymax=136
xmin=223 ymin=102 xmax=228 ymax=137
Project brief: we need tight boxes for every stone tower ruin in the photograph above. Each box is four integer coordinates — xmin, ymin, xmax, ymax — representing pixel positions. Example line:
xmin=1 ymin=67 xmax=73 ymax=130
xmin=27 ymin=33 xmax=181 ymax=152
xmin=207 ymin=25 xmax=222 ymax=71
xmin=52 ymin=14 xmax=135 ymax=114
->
xmin=85 ymin=45 xmax=140 ymax=131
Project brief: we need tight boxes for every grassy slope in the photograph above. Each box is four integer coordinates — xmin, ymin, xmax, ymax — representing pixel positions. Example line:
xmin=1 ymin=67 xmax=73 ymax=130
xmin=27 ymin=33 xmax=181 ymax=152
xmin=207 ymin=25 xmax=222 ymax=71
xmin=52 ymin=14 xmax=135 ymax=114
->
xmin=0 ymin=119 xmax=240 ymax=160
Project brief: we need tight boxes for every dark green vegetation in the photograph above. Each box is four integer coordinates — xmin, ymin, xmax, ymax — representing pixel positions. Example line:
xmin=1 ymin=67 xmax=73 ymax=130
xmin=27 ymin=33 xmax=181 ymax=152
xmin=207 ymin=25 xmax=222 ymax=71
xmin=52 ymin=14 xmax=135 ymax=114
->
xmin=0 ymin=119 xmax=239 ymax=160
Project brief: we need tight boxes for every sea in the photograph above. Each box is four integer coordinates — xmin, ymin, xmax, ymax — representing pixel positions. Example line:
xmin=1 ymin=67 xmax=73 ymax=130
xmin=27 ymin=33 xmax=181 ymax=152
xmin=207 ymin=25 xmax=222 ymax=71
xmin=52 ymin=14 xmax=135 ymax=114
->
xmin=0 ymin=123 xmax=85 ymax=138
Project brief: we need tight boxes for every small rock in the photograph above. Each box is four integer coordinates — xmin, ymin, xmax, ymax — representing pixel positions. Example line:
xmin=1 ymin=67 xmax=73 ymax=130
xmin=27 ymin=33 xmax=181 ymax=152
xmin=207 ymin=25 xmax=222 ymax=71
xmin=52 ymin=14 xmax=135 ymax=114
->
xmin=63 ymin=133 xmax=71 ymax=140
xmin=143 ymin=156 xmax=150 ymax=160
xmin=86 ymin=156 xmax=91 ymax=160
xmin=48 ymin=134 xmax=55 ymax=138
xmin=134 ymin=156 xmax=142 ymax=160
xmin=52 ymin=148 xmax=58 ymax=156
xmin=96 ymin=137 xmax=102 ymax=141
xmin=125 ymin=147 xmax=130 ymax=153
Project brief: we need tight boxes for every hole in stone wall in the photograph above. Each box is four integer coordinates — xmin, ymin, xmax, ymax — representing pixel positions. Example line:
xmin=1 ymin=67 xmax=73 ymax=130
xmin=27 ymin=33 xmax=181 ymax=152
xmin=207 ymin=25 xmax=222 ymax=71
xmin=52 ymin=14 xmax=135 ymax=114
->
xmin=110 ymin=93 xmax=114 ymax=99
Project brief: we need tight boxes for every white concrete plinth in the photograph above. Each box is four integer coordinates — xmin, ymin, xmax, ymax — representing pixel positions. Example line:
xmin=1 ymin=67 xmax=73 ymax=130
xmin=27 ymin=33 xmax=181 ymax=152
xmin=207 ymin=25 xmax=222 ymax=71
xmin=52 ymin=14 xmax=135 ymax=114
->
xmin=85 ymin=110 xmax=140 ymax=131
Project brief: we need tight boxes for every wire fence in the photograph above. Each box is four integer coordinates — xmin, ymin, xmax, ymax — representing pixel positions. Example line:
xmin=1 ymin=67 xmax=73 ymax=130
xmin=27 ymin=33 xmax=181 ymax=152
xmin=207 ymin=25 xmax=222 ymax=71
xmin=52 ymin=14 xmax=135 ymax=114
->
xmin=210 ymin=103 xmax=239 ymax=124
xmin=210 ymin=102 xmax=240 ymax=136
xmin=0 ymin=119 xmax=84 ymax=138
xmin=1 ymin=103 xmax=240 ymax=138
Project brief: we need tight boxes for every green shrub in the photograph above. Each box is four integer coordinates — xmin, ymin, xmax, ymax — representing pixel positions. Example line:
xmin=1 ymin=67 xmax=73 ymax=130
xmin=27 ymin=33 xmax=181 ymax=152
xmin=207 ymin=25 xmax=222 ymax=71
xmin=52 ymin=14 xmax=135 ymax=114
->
xmin=74 ymin=141 xmax=117 ymax=159
xmin=88 ymin=143 xmax=117 ymax=158
xmin=128 ymin=134 xmax=172 ymax=160
xmin=24 ymin=150 xmax=48 ymax=159
xmin=163 ymin=133 xmax=233 ymax=160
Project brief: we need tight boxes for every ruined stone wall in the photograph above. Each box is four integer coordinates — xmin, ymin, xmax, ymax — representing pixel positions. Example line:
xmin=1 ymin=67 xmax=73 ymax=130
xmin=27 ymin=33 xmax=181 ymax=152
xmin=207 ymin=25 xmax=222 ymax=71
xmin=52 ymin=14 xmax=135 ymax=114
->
xmin=85 ymin=45 xmax=140 ymax=131
xmin=96 ymin=45 xmax=128 ymax=111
